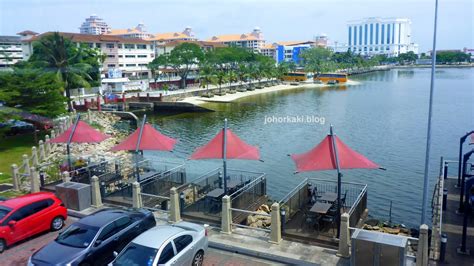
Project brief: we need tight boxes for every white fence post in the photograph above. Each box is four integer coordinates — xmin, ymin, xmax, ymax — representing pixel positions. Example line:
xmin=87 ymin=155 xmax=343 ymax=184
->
xmin=22 ymin=154 xmax=31 ymax=177
xmin=169 ymin=187 xmax=181 ymax=223
xmin=269 ymin=202 xmax=282 ymax=244
xmin=416 ymin=224 xmax=429 ymax=266
xmin=221 ymin=195 xmax=232 ymax=234
xmin=44 ymin=135 xmax=51 ymax=156
xmin=31 ymin=146 xmax=39 ymax=167
xmin=90 ymin=176 xmax=103 ymax=208
xmin=38 ymin=140 xmax=46 ymax=161
xmin=132 ymin=182 xmax=142 ymax=208
xmin=50 ymin=129 xmax=56 ymax=139
xmin=337 ymin=212 xmax=351 ymax=258
xmin=61 ymin=171 xmax=71 ymax=183
xmin=30 ymin=167 xmax=40 ymax=193
xmin=11 ymin=164 xmax=19 ymax=191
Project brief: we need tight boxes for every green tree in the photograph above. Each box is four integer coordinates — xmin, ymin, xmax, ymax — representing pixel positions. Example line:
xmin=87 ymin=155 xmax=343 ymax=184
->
xmin=397 ymin=51 xmax=418 ymax=65
xmin=436 ymin=51 xmax=470 ymax=64
xmin=27 ymin=32 xmax=101 ymax=111
xmin=198 ymin=62 xmax=215 ymax=93
xmin=300 ymin=47 xmax=333 ymax=76
xmin=148 ymin=54 xmax=169 ymax=84
xmin=167 ymin=43 xmax=205 ymax=89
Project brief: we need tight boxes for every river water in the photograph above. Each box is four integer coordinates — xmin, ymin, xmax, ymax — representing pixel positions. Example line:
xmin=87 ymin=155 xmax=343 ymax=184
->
xmin=146 ymin=67 xmax=474 ymax=227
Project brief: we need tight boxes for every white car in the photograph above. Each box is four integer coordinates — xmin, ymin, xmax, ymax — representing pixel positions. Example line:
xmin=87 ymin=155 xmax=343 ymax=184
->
xmin=111 ymin=222 xmax=208 ymax=266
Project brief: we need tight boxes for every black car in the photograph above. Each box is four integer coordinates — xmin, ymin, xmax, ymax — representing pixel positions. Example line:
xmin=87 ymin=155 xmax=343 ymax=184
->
xmin=28 ymin=208 xmax=156 ymax=266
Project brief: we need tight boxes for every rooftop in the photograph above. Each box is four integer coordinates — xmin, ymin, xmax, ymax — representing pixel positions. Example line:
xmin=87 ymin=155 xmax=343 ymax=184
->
xmin=29 ymin=32 xmax=152 ymax=44
xmin=159 ymin=40 xmax=226 ymax=48
xmin=148 ymin=32 xmax=195 ymax=41
xmin=0 ymin=35 xmax=21 ymax=43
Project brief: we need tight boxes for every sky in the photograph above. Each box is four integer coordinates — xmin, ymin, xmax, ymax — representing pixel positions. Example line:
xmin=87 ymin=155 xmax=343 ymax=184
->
xmin=0 ymin=0 xmax=472 ymax=52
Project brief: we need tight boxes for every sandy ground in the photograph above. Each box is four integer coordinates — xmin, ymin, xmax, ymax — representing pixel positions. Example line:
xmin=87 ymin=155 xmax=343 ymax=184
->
xmin=182 ymin=80 xmax=360 ymax=105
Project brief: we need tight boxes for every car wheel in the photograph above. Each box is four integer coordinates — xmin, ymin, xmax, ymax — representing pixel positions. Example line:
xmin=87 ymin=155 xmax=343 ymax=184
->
xmin=192 ymin=250 xmax=204 ymax=266
xmin=51 ymin=216 xmax=64 ymax=231
xmin=0 ymin=239 xmax=6 ymax=253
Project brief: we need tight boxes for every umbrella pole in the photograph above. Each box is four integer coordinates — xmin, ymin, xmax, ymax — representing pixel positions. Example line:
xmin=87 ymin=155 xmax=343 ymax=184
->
xmin=135 ymin=114 xmax=147 ymax=182
xmin=330 ymin=125 xmax=343 ymax=239
xmin=67 ymin=114 xmax=81 ymax=171
xmin=223 ymin=118 xmax=228 ymax=194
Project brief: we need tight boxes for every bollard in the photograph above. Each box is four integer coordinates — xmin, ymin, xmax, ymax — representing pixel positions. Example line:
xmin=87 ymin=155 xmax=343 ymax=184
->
xmin=280 ymin=208 xmax=286 ymax=233
xmin=269 ymin=202 xmax=282 ymax=244
xmin=440 ymin=233 xmax=447 ymax=262
xmin=169 ymin=187 xmax=181 ymax=223
xmin=22 ymin=154 xmax=31 ymax=176
xmin=31 ymin=146 xmax=39 ymax=167
xmin=38 ymin=140 xmax=46 ymax=161
xmin=337 ymin=213 xmax=351 ymax=258
xmin=91 ymin=176 xmax=103 ymax=208
xmin=39 ymin=171 xmax=45 ymax=187
xmin=443 ymin=188 xmax=448 ymax=211
xmin=44 ymin=135 xmax=51 ymax=156
xmin=132 ymin=182 xmax=142 ymax=208
xmin=30 ymin=167 xmax=40 ymax=193
xmin=221 ymin=196 xmax=232 ymax=234
xmin=61 ymin=171 xmax=71 ymax=183
xmin=11 ymin=164 xmax=19 ymax=191
xmin=50 ymin=129 xmax=56 ymax=139
xmin=179 ymin=192 xmax=185 ymax=215
xmin=416 ymin=224 xmax=429 ymax=266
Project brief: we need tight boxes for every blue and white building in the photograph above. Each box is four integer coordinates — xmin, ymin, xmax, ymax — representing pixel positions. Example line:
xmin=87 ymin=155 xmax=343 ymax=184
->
xmin=263 ymin=40 xmax=327 ymax=64
xmin=347 ymin=17 xmax=418 ymax=57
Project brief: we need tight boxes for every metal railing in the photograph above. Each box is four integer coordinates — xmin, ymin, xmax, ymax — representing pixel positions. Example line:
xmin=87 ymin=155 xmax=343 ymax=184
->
xmin=140 ymin=192 xmax=170 ymax=212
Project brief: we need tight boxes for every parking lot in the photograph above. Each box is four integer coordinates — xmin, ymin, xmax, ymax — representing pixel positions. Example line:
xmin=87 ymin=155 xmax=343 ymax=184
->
xmin=1 ymin=217 xmax=279 ymax=266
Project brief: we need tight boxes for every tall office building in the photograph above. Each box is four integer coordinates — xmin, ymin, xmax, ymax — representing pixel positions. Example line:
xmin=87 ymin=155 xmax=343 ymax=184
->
xmin=347 ymin=17 xmax=418 ymax=57
xmin=79 ymin=15 xmax=111 ymax=35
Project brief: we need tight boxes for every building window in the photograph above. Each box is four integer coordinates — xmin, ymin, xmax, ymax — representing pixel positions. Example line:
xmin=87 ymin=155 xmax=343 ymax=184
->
xmin=118 ymin=44 xmax=123 ymax=48
xmin=118 ymin=55 xmax=123 ymax=58
xmin=364 ymin=24 xmax=368 ymax=45
xmin=124 ymin=44 xmax=135 ymax=49
xmin=376 ymin=23 xmax=379 ymax=44
xmin=107 ymin=64 xmax=116 ymax=67
xmin=125 ymin=55 xmax=135 ymax=58
xmin=138 ymin=63 xmax=147 ymax=66
xmin=107 ymin=54 xmax=115 ymax=58
xmin=392 ymin=23 xmax=396 ymax=44
xmin=106 ymin=43 xmax=115 ymax=48
xmin=126 ymin=64 xmax=136 ymax=67
xmin=136 ymin=44 xmax=147 ymax=49
xmin=137 ymin=55 xmax=147 ymax=58
xmin=354 ymin=26 xmax=357 ymax=46
xmin=119 ymin=64 xmax=124 ymax=67
xmin=387 ymin=24 xmax=391 ymax=44
xmin=370 ymin=24 xmax=373 ymax=45
xmin=359 ymin=26 xmax=362 ymax=45
xmin=381 ymin=24 xmax=385 ymax=44
xmin=348 ymin=26 xmax=352 ymax=46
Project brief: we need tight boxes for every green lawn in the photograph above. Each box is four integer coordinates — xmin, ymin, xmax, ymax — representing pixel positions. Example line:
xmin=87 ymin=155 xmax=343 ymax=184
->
xmin=0 ymin=132 xmax=46 ymax=184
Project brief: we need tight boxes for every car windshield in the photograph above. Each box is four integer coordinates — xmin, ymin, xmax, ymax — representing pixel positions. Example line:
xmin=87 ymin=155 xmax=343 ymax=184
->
xmin=0 ymin=206 xmax=12 ymax=220
xmin=55 ymin=223 xmax=99 ymax=248
xmin=114 ymin=243 xmax=159 ymax=266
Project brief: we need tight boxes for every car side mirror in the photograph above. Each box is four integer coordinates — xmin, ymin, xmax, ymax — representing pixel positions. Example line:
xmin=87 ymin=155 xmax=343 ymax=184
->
xmin=113 ymin=251 xmax=118 ymax=257
xmin=94 ymin=240 xmax=102 ymax=246
xmin=8 ymin=220 xmax=16 ymax=227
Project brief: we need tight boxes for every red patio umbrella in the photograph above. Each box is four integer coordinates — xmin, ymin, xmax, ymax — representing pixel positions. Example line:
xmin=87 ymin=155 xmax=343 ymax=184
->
xmin=49 ymin=115 xmax=110 ymax=170
xmin=111 ymin=115 xmax=177 ymax=180
xmin=290 ymin=125 xmax=379 ymax=237
xmin=190 ymin=118 xmax=260 ymax=193
xmin=111 ymin=124 xmax=177 ymax=152
xmin=49 ymin=121 xmax=110 ymax=143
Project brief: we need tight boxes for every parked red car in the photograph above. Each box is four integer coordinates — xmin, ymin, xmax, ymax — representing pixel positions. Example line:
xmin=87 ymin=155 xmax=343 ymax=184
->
xmin=0 ymin=192 xmax=67 ymax=253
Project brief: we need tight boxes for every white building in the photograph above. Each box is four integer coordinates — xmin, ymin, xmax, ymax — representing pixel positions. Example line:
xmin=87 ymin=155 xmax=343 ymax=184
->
xmin=0 ymin=35 xmax=24 ymax=69
xmin=347 ymin=17 xmax=418 ymax=57
xmin=24 ymin=32 xmax=154 ymax=78
xmin=79 ymin=15 xmax=111 ymax=35
xmin=107 ymin=23 xmax=154 ymax=39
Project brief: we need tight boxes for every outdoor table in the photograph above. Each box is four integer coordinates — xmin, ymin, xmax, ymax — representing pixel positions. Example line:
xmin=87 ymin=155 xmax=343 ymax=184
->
xmin=318 ymin=192 xmax=338 ymax=203
xmin=310 ymin=202 xmax=333 ymax=215
xmin=206 ymin=188 xmax=225 ymax=198
xmin=227 ymin=180 xmax=240 ymax=190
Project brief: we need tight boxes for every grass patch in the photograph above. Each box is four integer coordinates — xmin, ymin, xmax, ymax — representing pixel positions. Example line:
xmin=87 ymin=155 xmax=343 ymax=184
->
xmin=0 ymin=132 xmax=46 ymax=184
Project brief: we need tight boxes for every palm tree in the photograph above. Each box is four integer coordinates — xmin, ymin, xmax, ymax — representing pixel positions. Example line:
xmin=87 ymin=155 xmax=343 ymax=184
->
xmin=227 ymin=70 xmax=237 ymax=90
xmin=198 ymin=63 xmax=215 ymax=95
xmin=29 ymin=32 xmax=98 ymax=112
xmin=215 ymin=69 xmax=227 ymax=95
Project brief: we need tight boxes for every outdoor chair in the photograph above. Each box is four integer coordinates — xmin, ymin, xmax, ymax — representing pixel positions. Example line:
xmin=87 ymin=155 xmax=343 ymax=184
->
xmin=322 ymin=213 xmax=336 ymax=236
xmin=301 ymin=209 xmax=318 ymax=232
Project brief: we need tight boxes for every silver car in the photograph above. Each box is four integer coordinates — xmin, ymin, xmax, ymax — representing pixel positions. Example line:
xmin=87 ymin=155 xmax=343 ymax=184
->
xmin=111 ymin=222 xmax=208 ymax=266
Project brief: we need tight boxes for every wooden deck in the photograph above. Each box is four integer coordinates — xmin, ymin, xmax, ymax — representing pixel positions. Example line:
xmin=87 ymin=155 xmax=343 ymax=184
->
xmin=439 ymin=177 xmax=474 ymax=265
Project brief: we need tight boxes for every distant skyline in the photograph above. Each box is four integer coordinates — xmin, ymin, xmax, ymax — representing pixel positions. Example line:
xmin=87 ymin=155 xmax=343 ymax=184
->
xmin=1 ymin=0 xmax=472 ymax=52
